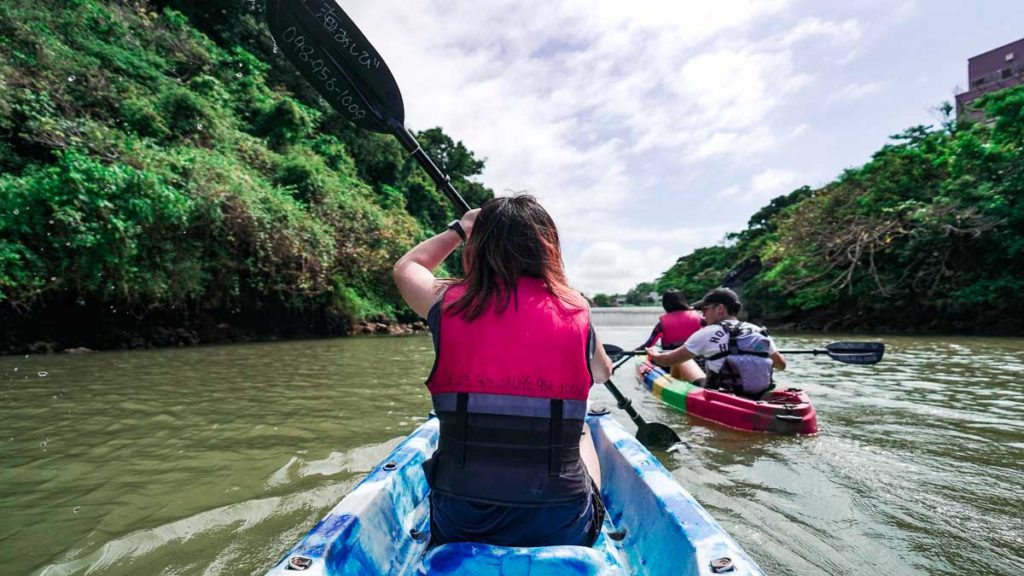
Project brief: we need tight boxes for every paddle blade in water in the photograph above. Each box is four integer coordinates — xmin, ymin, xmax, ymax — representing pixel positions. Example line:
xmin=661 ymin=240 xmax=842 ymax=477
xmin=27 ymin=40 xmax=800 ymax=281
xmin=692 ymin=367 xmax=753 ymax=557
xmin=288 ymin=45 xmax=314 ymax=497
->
xmin=636 ymin=423 xmax=682 ymax=450
xmin=266 ymin=0 xmax=404 ymax=133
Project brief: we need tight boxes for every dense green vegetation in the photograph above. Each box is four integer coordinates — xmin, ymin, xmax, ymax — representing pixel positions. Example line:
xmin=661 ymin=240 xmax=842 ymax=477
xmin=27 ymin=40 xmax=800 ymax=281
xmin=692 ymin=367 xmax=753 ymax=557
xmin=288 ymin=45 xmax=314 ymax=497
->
xmin=627 ymin=90 xmax=1024 ymax=334
xmin=3 ymin=2 xmax=1019 ymax=351
xmin=0 ymin=0 xmax=492 ymax=351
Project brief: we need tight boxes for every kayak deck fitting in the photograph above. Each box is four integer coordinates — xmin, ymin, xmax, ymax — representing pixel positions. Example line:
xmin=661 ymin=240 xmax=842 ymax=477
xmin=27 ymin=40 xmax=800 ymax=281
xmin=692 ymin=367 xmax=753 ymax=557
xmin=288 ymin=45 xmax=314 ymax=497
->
xmin=266 ymin=410 xmax=764 ymax=575
xmin=635 ymin=361 xmax=818 ymax=435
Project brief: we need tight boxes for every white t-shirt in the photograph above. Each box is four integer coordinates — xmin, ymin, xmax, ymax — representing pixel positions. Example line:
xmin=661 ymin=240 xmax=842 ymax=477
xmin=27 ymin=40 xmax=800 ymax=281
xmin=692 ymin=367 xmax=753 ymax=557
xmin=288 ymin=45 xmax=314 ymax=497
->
xmin=683 ymin=321 xmax=777 ymax=374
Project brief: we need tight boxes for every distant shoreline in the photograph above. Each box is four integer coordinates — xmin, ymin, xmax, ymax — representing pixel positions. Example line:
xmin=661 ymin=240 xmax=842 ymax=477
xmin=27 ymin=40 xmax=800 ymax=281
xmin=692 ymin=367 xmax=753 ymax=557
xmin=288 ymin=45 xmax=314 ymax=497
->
xmin=0 ymin=312 xmax=428 ymax=356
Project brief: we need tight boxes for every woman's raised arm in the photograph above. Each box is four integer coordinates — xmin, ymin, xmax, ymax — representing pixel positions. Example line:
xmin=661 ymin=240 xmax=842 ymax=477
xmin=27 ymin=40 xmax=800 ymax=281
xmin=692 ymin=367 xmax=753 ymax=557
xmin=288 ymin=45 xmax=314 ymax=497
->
xmin=393 ymin=209 xmax=480 ymax=318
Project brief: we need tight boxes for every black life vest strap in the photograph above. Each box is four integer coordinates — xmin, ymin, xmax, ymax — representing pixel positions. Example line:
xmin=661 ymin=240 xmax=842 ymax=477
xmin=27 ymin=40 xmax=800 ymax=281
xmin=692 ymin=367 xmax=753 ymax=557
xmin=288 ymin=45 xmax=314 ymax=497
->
xmin=548 ymin=399 xmax=563 ymax=476
xmin=707 ymin=321 xmax=771 ymax=360
xmin=454 ymin=392 xmax=469 ymax=469
xmin=707 ymin=349 xmax=730 ymax=361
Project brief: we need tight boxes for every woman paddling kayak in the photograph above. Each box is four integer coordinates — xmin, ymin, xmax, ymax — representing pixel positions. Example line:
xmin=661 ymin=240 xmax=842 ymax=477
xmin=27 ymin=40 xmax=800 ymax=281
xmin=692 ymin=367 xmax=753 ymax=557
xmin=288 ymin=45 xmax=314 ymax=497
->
xmin=642 ymin=289 xmax=704 ymax=380
xmin=392 ymin=195 xmax=614 ymax=548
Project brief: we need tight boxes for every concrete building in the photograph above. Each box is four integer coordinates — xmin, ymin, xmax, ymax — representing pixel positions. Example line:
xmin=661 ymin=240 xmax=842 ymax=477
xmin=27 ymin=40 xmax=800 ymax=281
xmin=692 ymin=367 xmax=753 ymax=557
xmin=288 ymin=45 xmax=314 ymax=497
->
xmin=955 ymin=38 xmax=1024 ymax=118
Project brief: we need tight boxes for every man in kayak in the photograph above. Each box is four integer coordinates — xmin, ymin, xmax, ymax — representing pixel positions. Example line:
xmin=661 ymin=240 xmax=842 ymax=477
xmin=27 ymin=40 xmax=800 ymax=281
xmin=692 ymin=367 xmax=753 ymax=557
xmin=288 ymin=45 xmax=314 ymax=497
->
xmin=647 ymin=288 xmax=786 ymax=398
xmin=393 ymin=195 xmax=613 ymax=548
xmin=642 ymin=290 xmax=703 ymax=380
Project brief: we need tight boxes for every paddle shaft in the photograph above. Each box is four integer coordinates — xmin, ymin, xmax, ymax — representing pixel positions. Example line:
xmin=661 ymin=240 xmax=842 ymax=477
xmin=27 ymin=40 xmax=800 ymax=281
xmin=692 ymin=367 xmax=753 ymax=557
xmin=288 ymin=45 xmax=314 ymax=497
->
xmin=603 ymin=354 xmax=651 ymax=425
xmin=603 ymin=353 xmax=682 ymax=448
xmin=602 ymin=380 xmax=648 ymax=428
xmin=392 ymin=122 xmax=471 ymax=214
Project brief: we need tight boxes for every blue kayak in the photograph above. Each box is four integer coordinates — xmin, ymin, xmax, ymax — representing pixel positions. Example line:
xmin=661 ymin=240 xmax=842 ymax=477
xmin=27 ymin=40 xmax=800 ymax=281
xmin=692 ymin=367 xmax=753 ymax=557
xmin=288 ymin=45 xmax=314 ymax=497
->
xmin=265 ymin=408 xmax=764 ymax=575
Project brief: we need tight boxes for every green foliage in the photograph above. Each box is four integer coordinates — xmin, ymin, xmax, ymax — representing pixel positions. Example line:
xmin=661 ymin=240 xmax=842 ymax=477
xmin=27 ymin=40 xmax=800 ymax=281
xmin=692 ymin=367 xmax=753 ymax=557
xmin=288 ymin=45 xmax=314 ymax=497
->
xmin=122 ymin=98 xmax=170 ymax=138
xmin=1 ymin=150 xmax=198 ymax=305
xmin=336 ymin=124 xmax=495 ymax=233
xmin=273 ymin=152 xmax=330 ymax=205
xmin=635 ymin=84 xmax=1024 ymax=333
xmin=158 ymin=87 xmax=213 ymax=139
xmin=624 ymin=282 xmax=658 ymax=306
xmin=0 ymin=0 xmax=495 ymax=343
xmin=254 ymin=98 xmax=316 ymax=149
xmin=655 ymin=245 xmax=740 ymax=299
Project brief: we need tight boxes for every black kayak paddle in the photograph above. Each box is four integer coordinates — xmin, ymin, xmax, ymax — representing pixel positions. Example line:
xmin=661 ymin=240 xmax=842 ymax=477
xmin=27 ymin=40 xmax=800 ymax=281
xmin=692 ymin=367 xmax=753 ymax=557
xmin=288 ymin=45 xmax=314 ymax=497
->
xmin=265 ymin=0 xmax=470 ymax=214
xmin=721 ymin=255 xmax=762 ymax=290
xmin=779 ymin=341 xmax=885 ymax=365
xmin=601 ymin=346 xmax=680 ymax=449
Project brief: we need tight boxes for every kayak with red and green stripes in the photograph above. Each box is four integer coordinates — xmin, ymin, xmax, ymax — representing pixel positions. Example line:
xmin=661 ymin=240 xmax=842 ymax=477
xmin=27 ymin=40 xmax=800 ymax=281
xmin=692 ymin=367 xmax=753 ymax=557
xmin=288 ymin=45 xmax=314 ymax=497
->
xmin=635 ymin=360 xmax=818 ymax=435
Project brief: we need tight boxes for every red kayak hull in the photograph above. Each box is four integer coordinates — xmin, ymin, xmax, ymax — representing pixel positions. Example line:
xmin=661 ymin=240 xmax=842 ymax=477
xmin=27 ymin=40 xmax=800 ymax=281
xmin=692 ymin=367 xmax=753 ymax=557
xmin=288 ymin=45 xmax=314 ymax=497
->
xmin=635 ymin=361 xmax=818 ymax=435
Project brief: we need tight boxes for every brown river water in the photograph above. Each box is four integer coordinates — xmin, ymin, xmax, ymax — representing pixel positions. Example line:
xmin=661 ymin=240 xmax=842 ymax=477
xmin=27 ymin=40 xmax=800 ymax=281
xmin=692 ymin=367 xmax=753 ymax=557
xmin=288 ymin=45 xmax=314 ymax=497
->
xmin=1 ymin=308 xmax=1022 ymax=575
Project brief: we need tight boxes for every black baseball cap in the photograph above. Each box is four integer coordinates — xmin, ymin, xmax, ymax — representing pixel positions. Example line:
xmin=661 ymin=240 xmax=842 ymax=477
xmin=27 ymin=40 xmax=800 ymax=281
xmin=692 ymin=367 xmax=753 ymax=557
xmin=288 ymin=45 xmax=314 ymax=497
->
xmin=692 ymin=288 xmax=741 ymax=310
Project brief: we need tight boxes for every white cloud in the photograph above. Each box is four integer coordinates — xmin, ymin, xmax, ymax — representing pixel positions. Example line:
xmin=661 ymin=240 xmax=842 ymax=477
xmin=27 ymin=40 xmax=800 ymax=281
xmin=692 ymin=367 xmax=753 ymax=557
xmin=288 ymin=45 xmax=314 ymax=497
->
xmin=829 ymin=81 xmax=883 ymax=102
xmin=773 ymin=17 xmax=863 ymax=47
xmin=752 ymin=169 xmax=804 ymax=196
xmin=565 ymin=224 xmax=729 ymax=295
xmin=674 ymin=50 xmax=809 ymax=129
xmin=717 ymin=169 xmax=805 ymax=204
xmin=749 ymin=168 xmax=802 ymax=199
xmin=337 ymin=0 xmax=909 ymax=293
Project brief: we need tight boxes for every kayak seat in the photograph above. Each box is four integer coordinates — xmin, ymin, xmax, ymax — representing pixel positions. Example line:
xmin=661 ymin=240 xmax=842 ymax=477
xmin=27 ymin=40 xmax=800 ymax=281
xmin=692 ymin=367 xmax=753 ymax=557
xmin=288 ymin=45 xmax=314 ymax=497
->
xmin=418 ymin=541 xmax=620 ymax=575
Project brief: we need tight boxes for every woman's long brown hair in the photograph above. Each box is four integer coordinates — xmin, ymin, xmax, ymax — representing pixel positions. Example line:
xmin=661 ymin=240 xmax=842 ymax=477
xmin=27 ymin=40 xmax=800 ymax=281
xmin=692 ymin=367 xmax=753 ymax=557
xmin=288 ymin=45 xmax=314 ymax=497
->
xmin=447 ymin=195 xmax=580 ymax=321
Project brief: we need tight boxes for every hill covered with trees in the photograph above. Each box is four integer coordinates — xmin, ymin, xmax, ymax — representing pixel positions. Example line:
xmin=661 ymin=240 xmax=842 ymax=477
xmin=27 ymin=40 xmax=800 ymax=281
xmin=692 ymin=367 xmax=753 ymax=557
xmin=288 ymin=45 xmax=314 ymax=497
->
xmin=0 ymin=0 xmax=493 ymax=353
xmin=629 ymin=89 xmax=1024 ymax=335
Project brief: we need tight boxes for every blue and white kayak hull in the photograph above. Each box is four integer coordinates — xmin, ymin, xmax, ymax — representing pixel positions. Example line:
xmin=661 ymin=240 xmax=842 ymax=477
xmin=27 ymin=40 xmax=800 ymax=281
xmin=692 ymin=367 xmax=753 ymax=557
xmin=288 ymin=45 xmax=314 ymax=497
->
xmin=266 ymin=409 xmax=764 ymax=576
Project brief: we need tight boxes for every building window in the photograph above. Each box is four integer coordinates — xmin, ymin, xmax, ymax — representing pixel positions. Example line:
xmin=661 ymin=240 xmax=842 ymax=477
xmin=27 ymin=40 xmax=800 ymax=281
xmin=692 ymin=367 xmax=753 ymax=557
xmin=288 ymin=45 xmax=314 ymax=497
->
xmin=1006 ymin=52 xmax=1015 ymax=62
xmin=1003 ymin=68 xmax=1013 ymax=79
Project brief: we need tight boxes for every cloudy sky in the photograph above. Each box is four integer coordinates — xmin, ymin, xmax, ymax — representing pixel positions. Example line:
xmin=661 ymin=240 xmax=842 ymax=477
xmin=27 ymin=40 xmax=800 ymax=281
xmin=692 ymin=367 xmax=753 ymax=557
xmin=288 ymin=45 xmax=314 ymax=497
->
xmin=342 ymin=0 xmax=1022 ymax=295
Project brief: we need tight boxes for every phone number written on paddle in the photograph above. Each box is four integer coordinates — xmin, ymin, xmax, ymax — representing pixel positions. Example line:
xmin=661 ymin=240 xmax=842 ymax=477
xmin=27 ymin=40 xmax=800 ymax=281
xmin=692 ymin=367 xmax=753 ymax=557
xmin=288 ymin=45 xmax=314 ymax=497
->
xmin=279 ymin=23 xmax=377 ymax=122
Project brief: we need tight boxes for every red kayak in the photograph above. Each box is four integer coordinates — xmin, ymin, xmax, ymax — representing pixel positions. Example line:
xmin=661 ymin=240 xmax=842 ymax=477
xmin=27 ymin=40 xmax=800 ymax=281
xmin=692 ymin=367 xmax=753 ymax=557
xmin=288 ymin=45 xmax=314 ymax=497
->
xmin=635 ymin=360 xmax=818 ymax=435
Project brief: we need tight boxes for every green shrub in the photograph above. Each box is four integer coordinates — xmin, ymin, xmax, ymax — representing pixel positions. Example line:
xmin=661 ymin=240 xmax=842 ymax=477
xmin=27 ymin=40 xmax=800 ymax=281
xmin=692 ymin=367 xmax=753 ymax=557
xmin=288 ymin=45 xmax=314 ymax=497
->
xmin=122 ymin=98 xmax=169 ymax=138
xmin=255 ymin=98 xmax=315 ymax=149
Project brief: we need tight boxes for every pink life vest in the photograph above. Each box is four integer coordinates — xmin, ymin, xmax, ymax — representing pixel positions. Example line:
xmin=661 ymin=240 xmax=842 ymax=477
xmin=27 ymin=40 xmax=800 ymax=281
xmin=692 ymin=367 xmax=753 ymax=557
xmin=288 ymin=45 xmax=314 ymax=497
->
xmin=428 ymin=277 xmax=592 ymax=400
xmin=424 ymin=277 xmax=594 ymax=505
xmin=659 ymin=310 xmax=703 ymax=349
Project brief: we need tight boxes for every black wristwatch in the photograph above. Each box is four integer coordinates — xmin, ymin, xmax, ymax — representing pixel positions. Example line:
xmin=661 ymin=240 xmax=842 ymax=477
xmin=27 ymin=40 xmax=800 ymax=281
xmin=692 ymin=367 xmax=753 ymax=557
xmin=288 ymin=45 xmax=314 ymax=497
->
xmin=447 ymin=219 xmax=467 ymax=242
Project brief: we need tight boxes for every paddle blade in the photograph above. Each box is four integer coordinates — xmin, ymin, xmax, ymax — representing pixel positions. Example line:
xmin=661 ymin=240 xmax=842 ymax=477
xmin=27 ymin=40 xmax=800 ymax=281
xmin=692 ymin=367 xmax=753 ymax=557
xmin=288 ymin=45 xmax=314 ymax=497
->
xmin=635 ymin=422 xmax=682 ymax=450
xmin=603 ymin=344 xmax=625 ymax=361
xmin=603 ymin=344 xmax=646 ymax=362
xmin=825 ymin=341 xmax=885 ymax=365
xmin=722 ymin=255 xmax=763 ymax=289
xmin=266 ymin=0 xmax=403 ymax=133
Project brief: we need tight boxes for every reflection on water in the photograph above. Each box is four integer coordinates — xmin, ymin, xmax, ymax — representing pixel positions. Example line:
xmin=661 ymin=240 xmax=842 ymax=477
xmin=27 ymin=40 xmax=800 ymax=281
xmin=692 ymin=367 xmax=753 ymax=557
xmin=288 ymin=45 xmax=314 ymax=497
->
xmin=1 ymin=312 xmax=1022 ymax=575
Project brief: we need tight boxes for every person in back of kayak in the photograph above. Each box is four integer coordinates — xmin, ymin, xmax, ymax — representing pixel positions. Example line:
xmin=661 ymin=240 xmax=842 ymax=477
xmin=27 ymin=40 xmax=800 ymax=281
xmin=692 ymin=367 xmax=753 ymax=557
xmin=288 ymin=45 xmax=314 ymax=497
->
xmin=393 ymin=195 xmax=613 ymax=548
xmin=647 ymin=288 xmax=786 ymax=398
xmin=642 ymin=290 xmax=704 ymax=380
